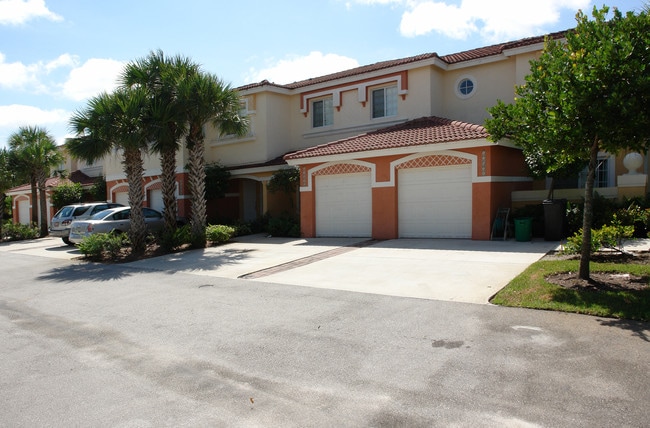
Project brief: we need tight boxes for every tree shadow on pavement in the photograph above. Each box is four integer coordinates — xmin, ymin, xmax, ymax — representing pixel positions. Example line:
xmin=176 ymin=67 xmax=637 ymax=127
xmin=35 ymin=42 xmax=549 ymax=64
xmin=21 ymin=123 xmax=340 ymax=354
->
xmin=125 ymin=247 xmax=255 ymax=275
xmin=37 ymin=262 xmax=134 ymax=283
xmin=597 ymin=318 xmax=650 ymax=342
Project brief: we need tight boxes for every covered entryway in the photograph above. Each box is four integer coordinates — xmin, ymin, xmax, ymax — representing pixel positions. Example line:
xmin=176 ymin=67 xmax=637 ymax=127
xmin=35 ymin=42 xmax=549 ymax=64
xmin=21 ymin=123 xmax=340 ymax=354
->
xmin=315 ymin=172 xmax=371 ymax=237
xmin=398 ymin=164 xmax=472 ymax=238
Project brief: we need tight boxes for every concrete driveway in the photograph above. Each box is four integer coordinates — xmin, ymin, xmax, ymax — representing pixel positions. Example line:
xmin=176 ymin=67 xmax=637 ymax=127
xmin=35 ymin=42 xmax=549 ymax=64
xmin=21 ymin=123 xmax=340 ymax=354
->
xmin=0 ymin=235 xmax=558 ymax=303
xmin=130 ymin=235 xmax=559 ymax=304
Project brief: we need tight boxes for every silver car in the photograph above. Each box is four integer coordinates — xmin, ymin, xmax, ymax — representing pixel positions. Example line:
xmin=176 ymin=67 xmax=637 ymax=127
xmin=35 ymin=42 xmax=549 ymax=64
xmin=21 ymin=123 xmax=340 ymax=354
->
xmin=68 ymin=206 xmax=164 ymax=244
xmin=50 ymin=202 xmax=123 ymax=245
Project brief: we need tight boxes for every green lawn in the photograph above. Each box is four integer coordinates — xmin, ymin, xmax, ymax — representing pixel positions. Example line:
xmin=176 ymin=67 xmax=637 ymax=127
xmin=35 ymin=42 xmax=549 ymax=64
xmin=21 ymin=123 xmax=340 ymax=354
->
xmin=490 ymin=259 xmax=650 ymax=322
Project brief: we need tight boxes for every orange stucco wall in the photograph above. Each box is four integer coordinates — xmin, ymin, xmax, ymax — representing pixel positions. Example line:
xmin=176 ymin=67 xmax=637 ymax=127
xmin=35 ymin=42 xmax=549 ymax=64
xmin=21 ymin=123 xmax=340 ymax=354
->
xmin=372 ymin=186 xmax=398 ymax=239
xmin=297 ymin=146 xmax=530 ymax=240
xmin=106 ymin=171 xmax=190 ymax=218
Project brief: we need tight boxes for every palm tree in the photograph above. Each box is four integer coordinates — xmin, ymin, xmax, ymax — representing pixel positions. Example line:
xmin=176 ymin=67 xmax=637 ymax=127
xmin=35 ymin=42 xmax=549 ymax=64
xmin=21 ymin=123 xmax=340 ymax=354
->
xmin=8 ymin=126 xmax=62 ymax=236
xmin=120 ymin=50 xmax=200 ymax=235
xmin=180 ymin=72 xmax=248 ymax=247
xmin=67 ymin=87 xmax=151 ymax=253
xmin=0 ymin=148 xmax=20 ymax=238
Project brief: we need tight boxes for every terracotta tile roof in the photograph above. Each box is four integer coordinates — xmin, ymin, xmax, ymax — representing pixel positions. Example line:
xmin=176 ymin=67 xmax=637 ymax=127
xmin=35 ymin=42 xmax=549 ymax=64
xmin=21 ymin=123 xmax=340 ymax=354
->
xmin=439 ymin=30 xmax=566 ymax=63
xmin=282 ymin=53 xmax=439 ymax=89
xmin=238 ymin=30 xmax=568 ymax=92
xmin=68 ymin=170 xmax=96 ymax=186
xmin=7 ymin=170 xmax=96 ymax=193
xmin=284 ymin=116 xmax=489 ymax=160
xmin=225 ymin=152 xmax=293 ymax=171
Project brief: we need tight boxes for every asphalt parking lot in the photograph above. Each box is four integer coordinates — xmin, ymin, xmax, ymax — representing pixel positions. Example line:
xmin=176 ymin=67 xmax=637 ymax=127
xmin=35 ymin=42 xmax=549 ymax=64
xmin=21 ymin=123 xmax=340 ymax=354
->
xmin=1 ymin=239 xmax=649 ymax=427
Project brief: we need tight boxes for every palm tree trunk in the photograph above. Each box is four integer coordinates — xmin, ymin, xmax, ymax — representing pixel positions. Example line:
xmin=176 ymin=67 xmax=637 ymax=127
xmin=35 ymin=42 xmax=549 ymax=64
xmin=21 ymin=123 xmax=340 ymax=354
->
xmin=188 ymin=137 xmax=207 ymax=248
xmin=124 ymin=147 xmax=147 ymax=253
xmin=578 ymin=137 xmax=599 ymax=280
xmin=30 ymin=175 xmax=38 ymax=226
xmin=36 ymin=169 xmax=49 ymax=237
xmin=160 ymin=149 xmax=178 ymax=235
xmin=0 ymin=192 xmax=5 ymax=238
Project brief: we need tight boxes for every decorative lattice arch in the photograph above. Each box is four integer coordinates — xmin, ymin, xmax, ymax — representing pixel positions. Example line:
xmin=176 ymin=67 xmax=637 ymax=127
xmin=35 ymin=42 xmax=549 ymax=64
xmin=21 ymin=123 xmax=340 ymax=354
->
xmin=314 ymin=163 xmax=371 ymax=176
xmin=145 ymin=181 xmax=163 ymax=191
xmin=396 ymin=154 xmax=471 ymax=170
xmin=112 ymin=185 xmax=129 ymax=193
xmin=301 ymin=163 xmax=372 ymax=189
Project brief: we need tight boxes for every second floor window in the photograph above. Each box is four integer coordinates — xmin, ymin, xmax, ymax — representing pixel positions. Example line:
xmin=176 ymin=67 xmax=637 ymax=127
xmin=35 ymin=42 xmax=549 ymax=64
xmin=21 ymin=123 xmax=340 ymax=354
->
xmin=372 ymin=85 xmax=398 ymax=118
xmin=312 ymin=98 xmax=333 ymax=128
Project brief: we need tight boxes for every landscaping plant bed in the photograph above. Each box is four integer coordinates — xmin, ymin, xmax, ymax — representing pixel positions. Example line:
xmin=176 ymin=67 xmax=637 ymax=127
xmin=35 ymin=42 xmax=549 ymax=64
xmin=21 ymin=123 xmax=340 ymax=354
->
xmin=544 ymin=251 xmax=650 ymax=292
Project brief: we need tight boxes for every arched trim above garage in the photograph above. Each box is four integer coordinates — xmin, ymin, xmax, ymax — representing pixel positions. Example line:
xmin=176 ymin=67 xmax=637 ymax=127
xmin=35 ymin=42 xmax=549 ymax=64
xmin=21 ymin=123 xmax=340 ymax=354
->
xmin=300 ymin=160 xmax=374 ymax=191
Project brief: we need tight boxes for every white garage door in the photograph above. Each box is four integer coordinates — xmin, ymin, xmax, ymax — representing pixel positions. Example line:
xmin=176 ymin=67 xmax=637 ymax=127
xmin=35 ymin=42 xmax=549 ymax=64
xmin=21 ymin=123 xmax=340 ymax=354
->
xmin=18 ymin=199 xmax=30 ymax=225
xmin=398 ymin=165 xmax=472 ymax=238
xmin=115 ymin=192 xmax=129 ymax=207
xmin=315 ymin=172 xmax=371 ymax=237
xmin=149 ymin=188 xmax=164 ymax=213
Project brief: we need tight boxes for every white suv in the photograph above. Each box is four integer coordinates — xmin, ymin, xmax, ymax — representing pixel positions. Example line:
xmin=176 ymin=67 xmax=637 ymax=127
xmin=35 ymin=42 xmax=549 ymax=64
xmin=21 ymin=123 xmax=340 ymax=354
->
xmin=50 ymin=202 xmax=123 ymax=245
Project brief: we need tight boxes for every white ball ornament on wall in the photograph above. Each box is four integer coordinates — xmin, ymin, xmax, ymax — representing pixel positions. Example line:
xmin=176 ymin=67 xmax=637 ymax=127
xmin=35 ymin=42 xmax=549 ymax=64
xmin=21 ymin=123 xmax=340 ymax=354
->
xmin=623 ymin=152 xmax=643 ymax=175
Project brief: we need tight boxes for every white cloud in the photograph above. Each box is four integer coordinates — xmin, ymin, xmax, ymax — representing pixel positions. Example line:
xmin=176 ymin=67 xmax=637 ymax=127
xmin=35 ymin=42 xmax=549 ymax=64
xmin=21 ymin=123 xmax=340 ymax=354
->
xmin=0 ymin=104 xmax=71 ymax=148
xmin=0 ymin=52 xmax=79 ymax=93
xmin=401 ymin=1 xmax=475 ymax=39
xmin=0 ymin=52 xmax=123 ymax=100
xmin=350 ymin=0 xmax=591 ymax=41
xmin=244 ymin=51 xmax=360 ymax=85
xmin=45 ymin=53 xmax=78 ymax=72
xmin=0 ymin=104 xmax=69 ymax=128
xmin=0 ymin=52 xmax=40 ymax=88
xmin=0 ymin=0 xmax=62 ymax=25
xmin=62 ymin=58 xmax=124 ymax=101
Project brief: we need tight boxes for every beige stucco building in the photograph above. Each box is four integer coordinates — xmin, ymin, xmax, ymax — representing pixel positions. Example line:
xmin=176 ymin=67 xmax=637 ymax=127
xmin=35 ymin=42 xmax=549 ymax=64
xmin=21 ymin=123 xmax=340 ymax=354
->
xmin=10 ymin=30 xmax=649 ymax=239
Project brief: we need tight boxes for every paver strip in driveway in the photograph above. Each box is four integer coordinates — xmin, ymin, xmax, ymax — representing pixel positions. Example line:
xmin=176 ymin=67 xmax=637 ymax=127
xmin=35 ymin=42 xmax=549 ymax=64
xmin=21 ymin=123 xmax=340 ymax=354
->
xmin=239 ymin=239 xmax=382 ymax=279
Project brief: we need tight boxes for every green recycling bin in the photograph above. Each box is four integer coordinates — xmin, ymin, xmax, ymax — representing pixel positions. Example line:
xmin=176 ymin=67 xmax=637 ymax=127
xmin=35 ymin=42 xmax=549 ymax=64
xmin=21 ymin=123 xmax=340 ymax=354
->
xmin=514 ymin=217 xmax=533 ymax=242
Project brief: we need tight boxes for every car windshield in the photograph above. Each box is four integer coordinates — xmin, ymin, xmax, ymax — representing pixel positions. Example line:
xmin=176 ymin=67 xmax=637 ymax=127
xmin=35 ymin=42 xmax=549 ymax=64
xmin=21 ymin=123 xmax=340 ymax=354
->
xmin=90 ymin=209 xmax=118 ymax=220
xmin=54 ymin=206 xmax=74 ymax=218
xmin=72 ymin=206 xmax=91 ymax=216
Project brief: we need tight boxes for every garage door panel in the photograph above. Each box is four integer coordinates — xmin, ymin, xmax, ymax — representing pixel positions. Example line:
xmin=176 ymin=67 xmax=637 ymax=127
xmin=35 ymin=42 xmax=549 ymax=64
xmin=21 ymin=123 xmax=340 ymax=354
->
xmin=316 ymin=173 xmax=371 ymax=237
xmin=115 ymin=192 xmax=129 ymax=207
xmin=398 ymin=165 xmax=472 ymax=238
xmin=149 ymin=189 xmax=163 ymax=213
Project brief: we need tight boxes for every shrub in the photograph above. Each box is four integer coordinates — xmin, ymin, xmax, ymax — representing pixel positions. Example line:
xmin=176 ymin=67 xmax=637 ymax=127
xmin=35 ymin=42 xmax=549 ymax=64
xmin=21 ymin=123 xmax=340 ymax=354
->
xmin=51 ymin=182 xmax=84 ymax=211
xmin=562 ymin=216 xmax=635 ymax=255
xmin=267 ymin=213 xmax=300 ymax=237
xmin=159 ymin=224 xmax=192 ymax=251
xmin=1 ymin=222 xmax=39 ymax=241
xmin=205 ymin=224 xmax=235 ymax=244
xmin=77 ymin=233 xmax=129 ymax=260
xmin=615 ymin=202 xmax=649 ymax=238
xmin=232 ymin=222 xmax=253 ymax=237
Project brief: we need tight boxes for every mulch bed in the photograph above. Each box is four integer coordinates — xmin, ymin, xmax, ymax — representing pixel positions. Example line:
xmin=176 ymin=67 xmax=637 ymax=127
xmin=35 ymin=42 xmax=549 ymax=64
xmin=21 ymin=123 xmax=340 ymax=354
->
xmin=544 ymin=251 xmax=650 ymax=292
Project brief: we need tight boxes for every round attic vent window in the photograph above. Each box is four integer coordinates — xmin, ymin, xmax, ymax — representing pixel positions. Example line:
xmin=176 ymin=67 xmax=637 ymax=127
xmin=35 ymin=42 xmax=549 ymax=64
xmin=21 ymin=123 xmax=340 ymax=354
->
xmin=456 ymin=76 xmax=476 ymax=99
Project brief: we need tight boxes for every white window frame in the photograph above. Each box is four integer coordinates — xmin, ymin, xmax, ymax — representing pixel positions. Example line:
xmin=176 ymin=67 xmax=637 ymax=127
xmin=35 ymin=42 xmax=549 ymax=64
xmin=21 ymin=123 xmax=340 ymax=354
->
xmin=455 ymin=75 xmax=477 ymax=99
xmin=223 ymin=98 xmax=253 ymax=138
xmin=371 ymin=85 xmax=398 ymax=119
xmin=312 ymin=97 xmax=333 ymax=128
xmin=578 ymin=153 xmax=615 ymax=188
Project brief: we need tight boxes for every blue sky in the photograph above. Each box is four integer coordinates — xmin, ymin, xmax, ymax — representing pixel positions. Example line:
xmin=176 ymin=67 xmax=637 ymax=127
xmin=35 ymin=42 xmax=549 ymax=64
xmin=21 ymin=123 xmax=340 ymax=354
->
xmin=0 ymin=0 xmax=646 ymax=149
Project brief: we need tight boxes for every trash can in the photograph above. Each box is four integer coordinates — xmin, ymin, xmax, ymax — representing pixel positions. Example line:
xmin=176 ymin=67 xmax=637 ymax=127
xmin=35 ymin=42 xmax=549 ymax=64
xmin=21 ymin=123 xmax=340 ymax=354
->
xmin=514 ymin=217 xmax=533 ymax=242
xmin=543 ymin=199 xmax=566 ymax=241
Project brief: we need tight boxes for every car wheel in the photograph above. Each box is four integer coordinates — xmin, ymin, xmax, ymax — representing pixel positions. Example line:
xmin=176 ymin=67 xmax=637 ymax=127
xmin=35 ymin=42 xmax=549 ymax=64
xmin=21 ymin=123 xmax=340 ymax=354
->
xmin=62 ymin=237 xmax=73 ymax=246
